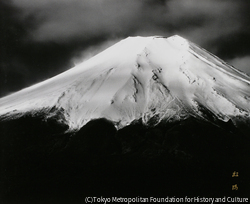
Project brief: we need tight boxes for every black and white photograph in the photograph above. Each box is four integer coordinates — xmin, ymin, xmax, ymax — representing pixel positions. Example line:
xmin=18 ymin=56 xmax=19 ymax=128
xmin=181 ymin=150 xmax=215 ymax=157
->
xmin=1 ymin=0 xmax=250 ymax=203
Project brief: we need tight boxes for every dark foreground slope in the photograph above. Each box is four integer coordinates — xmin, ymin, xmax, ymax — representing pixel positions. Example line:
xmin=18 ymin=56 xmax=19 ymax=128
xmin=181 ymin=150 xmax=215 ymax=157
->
xmin=0 ymin=115 xmax=249 ymax=203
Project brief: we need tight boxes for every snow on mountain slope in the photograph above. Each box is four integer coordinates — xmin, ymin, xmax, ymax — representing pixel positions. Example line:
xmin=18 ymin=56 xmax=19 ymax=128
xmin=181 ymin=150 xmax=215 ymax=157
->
xmin=0 ymin=35 xmax=250 ymax=130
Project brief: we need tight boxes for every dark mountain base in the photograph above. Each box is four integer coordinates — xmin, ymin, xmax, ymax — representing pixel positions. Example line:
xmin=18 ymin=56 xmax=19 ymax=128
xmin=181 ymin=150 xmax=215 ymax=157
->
xmin=0 ymin=116 xmax=249 ymax=203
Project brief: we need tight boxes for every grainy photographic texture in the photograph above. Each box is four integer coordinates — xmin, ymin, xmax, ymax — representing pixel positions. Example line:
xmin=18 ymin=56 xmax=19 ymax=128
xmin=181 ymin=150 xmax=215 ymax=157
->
xmin=0 ymin=1 xmax=250 ymax=203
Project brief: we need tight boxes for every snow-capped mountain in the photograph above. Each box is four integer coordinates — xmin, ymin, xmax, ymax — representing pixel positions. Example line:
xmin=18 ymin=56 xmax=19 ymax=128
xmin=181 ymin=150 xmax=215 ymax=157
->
xmin=0 ymin=35 xmax=250 ymax=130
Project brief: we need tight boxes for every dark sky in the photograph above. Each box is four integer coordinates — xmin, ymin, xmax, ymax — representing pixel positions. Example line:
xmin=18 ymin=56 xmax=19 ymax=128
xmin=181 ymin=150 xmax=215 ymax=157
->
xmin=1 ymin=0 xmax=250 ymax=97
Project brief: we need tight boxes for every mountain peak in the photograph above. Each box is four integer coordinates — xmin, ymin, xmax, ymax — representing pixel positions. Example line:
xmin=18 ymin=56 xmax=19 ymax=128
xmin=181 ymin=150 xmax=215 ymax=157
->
xmin=0 ymin=35 xmax=250 ymax=130
xmin=167 ymin=34 xmax=188 ymax=43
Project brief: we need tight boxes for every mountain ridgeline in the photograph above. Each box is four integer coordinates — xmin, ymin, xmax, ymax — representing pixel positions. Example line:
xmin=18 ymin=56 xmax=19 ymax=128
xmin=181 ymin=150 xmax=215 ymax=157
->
xmin=0 ymin=35 xmax=250 ymax=130
xmin=1 ymin=36 xmax=250 ymax=202
xmin=1 ymin=113 xmax=250 ymax=202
